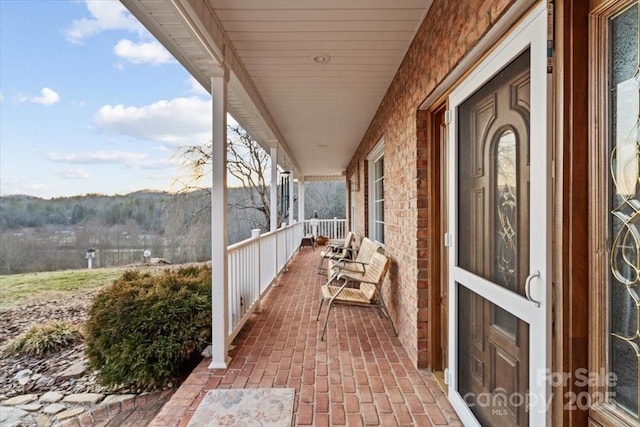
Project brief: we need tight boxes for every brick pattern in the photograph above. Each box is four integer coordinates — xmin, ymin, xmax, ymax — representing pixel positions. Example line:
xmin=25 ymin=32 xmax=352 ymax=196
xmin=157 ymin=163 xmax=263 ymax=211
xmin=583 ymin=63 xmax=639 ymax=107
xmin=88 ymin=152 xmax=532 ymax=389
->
xmin=150 ymin=250 xmax=460 ymax=426
xmin=346 ymin=0 xmax=517 ymax=367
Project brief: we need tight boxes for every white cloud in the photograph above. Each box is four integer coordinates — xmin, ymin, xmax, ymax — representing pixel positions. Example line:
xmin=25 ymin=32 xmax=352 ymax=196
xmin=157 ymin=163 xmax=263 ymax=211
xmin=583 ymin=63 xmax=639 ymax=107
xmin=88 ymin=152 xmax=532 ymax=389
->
xmin=17 ymin=87 xmax=60 ymax=106
xmin=152 ymin=145 xmax=172 ymax=153
xmin=146 ymin=173 xmax=177 ymax=181
xmin=53 ymin=168 xmax=91 ymax=179
xmin=48 ymin=151 xmax=145 ymax=164
xmin=188 ymin=77 xmax=209 ymax=96
xmin=94 ymin=97 xmax=211 ymax=147
xmin=47 ymin=150 xmax=172 ymax=170
xmin=66 ymin=0 xmax=143 ymax=43
xmin=0 ymin=91 xmax=4 ymax=102
xmin=0 ymin=175 xmax=49 ymax=197
xmin=114 ymin=39 xmax=173 ymax=65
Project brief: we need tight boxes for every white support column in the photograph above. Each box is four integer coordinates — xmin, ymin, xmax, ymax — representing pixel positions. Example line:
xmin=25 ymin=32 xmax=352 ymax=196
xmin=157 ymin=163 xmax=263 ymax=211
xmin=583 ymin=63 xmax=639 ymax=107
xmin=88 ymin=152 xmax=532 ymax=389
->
xmin=288 ymin=175 xmax=294 ymax=225
xmin=251 ymin=228 xmax=262 ymax=312
xmin=209 ymin=69 xmax=230 ymax=369
xmin=269 ymin=147 xmax=279 ymax=278
xmin=298 ymin=179 xmax=305 ymax=230
xmin=270 ymin=147 xmax=278 ymax=232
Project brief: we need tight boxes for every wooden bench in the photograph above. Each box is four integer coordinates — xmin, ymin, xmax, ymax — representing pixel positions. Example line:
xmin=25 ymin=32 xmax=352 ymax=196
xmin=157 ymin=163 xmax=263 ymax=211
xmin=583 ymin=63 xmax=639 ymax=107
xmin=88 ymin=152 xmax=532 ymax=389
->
xmin=325 ymin=237 xmax=382 ymax=282
xmin=317 ymin=251 xmax=396 ymax=340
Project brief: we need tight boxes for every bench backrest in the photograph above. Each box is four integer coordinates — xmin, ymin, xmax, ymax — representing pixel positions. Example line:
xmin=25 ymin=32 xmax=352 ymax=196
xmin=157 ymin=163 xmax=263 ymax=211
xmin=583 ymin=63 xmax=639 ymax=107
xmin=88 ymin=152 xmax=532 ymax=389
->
xmin=360 ymin=252 xmax=391 ymax=302
xmin=354 ymin=237 xmax=382 ymax=264
xmin=338 ymin=231 xmax=355 ymax=257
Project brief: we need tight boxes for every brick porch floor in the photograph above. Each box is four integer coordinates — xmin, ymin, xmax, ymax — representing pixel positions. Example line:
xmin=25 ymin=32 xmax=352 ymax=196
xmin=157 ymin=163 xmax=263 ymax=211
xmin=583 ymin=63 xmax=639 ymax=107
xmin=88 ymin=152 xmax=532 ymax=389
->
xmin=150 ymin=248 xmax=461 ymax=426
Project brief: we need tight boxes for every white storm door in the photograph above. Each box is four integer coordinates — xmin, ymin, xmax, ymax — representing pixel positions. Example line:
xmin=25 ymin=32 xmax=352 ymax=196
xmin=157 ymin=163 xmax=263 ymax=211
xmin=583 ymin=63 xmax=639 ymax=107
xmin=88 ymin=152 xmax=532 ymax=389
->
xmin=447 ymin=4 xmax=551 ymax=427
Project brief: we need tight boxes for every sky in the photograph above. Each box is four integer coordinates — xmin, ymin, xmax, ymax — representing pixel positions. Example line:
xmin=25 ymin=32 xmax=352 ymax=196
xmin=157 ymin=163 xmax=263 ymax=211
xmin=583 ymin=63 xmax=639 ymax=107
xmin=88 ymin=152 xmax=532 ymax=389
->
xmin=0 ymin=0 xmax=217 ymax=199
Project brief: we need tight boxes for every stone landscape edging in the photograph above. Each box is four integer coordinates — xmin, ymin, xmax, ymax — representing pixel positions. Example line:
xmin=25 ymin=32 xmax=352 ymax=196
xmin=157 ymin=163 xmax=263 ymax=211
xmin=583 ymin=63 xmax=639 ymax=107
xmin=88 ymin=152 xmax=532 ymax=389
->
xmin=57 ymin=388 xmax=174 ymax=427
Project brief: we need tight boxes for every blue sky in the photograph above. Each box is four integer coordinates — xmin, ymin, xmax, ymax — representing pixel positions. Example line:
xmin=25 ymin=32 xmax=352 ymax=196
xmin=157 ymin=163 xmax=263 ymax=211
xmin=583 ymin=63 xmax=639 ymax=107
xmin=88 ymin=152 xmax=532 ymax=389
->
xmin=0 ymin=0 xmax=215 ymax=198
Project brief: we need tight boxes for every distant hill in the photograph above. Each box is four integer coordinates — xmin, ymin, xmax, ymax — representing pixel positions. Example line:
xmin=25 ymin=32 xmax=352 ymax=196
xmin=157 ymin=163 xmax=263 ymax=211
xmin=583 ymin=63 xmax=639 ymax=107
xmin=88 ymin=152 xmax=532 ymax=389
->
xmin=0 ymin=182 xmax=345 ymax=275
xmin=0 ymin=190 xmax=209 ymax=274
xmin=0 ymin=190 xmax=178 ymax=231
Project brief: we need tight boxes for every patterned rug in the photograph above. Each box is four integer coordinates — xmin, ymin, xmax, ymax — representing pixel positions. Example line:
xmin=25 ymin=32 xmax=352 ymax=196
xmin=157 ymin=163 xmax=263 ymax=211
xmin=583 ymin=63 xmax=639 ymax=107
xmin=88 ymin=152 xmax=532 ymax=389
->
xmin=188 ymin=388 xmax=295 ymax=426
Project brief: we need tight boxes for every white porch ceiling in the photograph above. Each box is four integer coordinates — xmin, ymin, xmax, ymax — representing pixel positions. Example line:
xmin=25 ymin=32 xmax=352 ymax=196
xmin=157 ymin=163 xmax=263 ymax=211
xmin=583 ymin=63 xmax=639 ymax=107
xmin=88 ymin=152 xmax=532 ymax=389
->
xmin=121 ymin=0 xmax=432 ymax=180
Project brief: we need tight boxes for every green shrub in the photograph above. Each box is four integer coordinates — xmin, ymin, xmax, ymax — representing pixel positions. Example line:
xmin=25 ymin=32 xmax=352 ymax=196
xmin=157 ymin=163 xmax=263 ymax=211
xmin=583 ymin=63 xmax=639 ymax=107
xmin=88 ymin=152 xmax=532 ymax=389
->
xmin=5 ymin=321 xmax=83 ymax=357
xmin=84 ymin=265 xmax=212 ymax=389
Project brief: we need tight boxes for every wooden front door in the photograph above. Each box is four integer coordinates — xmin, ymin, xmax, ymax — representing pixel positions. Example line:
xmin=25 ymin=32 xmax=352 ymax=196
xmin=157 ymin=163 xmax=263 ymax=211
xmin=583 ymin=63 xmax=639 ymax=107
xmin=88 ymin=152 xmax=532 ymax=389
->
xmin=457 ymin=50 xmax=530 ymax=427
xmin=447 ymin=4 xmax=550 ymax=426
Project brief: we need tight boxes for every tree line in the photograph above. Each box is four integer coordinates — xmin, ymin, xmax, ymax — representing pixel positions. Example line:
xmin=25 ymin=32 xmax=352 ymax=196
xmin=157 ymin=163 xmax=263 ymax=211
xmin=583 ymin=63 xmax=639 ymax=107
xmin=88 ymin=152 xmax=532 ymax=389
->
xmin=0 ymin=182 xmax=345 ymax=275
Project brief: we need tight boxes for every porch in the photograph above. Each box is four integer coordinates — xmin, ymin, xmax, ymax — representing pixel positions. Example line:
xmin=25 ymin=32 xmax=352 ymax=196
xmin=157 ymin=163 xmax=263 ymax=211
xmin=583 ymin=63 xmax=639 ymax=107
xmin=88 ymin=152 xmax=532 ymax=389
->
xmin=117 ymin=1 xmax=561 ymax=425
xmin=150 ymin=247 xmax=461 ymax=426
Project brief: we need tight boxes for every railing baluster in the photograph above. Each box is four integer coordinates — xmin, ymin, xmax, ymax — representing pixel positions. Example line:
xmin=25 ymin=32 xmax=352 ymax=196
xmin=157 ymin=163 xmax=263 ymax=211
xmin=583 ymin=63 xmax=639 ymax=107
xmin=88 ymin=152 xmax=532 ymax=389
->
xmin=300 ymin=219 xmax=346 ymax=241
xmin=226 ymin=222 xmax=320 ymax=341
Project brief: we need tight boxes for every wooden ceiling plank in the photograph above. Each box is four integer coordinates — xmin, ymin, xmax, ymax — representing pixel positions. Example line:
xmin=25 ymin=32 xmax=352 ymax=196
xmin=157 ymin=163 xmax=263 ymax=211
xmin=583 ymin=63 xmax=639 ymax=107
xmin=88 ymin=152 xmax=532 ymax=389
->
xmin=247 ymin=65 xmax=397 ymax=73
xmin=232 ymin=40 xmax=408 ymax=50
xmin=216 ymin=9 xmax=426 ymax=22
xmin=210 ymin=0 xmax=428 ymax=9
xmin=238 ymin=49 xmax=404 ymax=58
xmin=242 ymin=56 xmax=400 ymax=65
xmin=222 ymin=20 xmax=420 ymax=32
xmin=227 ymin=31 xmax=414 ymax=42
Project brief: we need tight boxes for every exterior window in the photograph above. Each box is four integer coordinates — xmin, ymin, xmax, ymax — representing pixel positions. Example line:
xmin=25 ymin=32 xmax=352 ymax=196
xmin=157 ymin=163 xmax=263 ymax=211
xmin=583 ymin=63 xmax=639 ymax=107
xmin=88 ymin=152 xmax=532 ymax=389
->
xmin=591 ymin=1 xmax=640 ymax=424
xmin=608 ymin=2 xmax=639 ymax=419
xmin=349 ymin=169 xmax=358 ymax=232
xmin=368 ymin=139 xmax=384 ymax=244
xmin=350 ymin=193 xmax=356 ymax=233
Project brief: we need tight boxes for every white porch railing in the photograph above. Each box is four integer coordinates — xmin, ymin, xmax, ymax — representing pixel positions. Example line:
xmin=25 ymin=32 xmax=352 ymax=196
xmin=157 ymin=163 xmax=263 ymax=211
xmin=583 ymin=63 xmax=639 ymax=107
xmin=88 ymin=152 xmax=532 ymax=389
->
xmin=226 ymin=221 xmax=305 ymax=341
xmin=226 ymin=218 xmax=346 ymax=342
xmin=303 ymin=218 xmax=347 ymax=239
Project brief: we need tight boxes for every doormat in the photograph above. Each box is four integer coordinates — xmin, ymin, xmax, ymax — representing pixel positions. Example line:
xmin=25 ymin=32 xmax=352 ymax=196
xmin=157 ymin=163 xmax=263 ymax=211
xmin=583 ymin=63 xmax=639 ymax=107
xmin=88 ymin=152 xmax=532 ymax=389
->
xmin=188 ymin=388 xmax=295 ymax=426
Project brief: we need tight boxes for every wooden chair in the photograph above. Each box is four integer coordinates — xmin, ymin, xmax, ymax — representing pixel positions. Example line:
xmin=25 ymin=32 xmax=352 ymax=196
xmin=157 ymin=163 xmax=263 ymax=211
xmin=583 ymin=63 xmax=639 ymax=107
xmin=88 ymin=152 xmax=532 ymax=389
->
xmin=316 ymin=251 xmax=397 ymax=340
xmin=316 ymin=231 xmax=354 ymax=274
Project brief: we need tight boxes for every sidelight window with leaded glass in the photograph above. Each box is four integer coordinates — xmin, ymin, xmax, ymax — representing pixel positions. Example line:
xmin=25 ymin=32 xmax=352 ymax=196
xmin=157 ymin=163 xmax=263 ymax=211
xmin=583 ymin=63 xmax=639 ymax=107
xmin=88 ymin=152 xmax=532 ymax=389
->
xmin=607 ymin=1 xmax=640 ymax=420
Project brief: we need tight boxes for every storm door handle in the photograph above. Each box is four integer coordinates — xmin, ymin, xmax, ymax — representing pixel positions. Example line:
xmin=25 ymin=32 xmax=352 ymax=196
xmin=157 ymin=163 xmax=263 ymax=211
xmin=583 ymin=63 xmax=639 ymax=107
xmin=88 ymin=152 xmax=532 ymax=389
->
xmin=525 ymin=270 xmax=541 ymax=307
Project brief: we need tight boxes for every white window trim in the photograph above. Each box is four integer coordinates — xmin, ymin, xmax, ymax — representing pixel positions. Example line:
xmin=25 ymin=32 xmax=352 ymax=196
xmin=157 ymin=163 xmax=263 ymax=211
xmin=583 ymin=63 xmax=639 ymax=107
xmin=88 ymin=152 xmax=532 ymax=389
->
xmin=350 ymin=191 xmax=356 ymax=232
xmin=367 ymin=138 xmax=384 ymax=245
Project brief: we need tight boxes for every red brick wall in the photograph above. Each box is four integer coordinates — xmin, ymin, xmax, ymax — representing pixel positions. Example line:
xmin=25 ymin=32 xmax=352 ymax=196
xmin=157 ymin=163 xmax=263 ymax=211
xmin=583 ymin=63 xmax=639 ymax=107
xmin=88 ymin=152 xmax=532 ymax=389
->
xmin=347 ymin=0 xmax=518 ymax=368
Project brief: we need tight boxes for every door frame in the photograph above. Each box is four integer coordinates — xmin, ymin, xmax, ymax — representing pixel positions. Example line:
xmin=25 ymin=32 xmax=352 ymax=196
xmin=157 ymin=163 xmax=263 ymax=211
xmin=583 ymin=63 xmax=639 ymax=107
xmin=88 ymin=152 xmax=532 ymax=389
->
xmin=426 ymin=102 xmax=448 ymax=378
xmin=446 ymin=3 xmax=552 ymax=426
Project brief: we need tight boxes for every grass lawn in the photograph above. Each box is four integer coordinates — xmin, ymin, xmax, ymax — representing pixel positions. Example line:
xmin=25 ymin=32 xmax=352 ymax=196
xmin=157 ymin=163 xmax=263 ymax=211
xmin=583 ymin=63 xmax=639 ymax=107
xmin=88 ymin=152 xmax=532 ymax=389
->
xmin=0 ymin=268 xmax=134 ymax=309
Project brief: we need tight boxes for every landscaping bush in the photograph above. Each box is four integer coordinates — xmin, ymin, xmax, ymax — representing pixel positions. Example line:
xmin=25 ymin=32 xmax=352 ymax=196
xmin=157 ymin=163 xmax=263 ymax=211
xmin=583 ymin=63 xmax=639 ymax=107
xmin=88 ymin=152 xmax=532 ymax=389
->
xmin=84 ymin=265 xmax=212 ymax=389
xmin=5 ymin=321 xmax=82 ymax=357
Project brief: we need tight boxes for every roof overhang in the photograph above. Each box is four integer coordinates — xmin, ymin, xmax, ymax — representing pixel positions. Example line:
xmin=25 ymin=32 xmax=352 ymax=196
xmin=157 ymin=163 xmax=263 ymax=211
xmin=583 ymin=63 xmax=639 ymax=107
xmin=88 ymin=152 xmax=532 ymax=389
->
xmin=120 ymin=0 xmax=433 ymax=181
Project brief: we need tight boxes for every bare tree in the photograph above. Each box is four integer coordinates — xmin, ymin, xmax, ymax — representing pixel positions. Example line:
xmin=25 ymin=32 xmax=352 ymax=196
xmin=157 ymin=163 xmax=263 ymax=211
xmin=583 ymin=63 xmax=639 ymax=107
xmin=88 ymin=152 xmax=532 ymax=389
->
xmin=226 ymin=125 xmax=273 ymax=230
xmin=175 ymin=124 xmax=276 ymax=235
